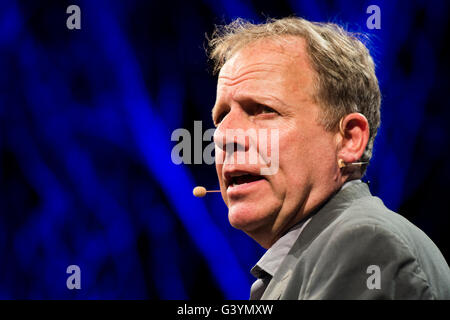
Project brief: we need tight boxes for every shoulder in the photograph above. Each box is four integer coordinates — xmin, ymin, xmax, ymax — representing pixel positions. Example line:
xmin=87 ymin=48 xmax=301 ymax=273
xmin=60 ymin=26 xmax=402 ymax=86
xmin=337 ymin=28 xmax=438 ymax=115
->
xmin=331 ymin=194 xmax=429 ymax=249
xmin=291 ymin=204 xmax=432 ymax=299
xmin=316 ymin=194 xmax=436 ymax=273
xmin=297 ymin=194 xmax=450 ymax=299
xmin=313 ymin=205 xmax=416 ymax=267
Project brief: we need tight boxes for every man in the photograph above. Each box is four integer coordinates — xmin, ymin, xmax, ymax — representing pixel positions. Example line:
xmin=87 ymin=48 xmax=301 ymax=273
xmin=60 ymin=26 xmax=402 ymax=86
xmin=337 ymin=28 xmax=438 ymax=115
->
xmin=208 ymin=17 xmax=450 ymax=299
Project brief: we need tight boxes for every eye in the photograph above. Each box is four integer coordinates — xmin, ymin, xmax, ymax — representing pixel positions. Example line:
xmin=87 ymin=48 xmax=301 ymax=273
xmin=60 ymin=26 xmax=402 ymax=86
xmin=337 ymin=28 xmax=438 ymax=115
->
xmin=257 ymin=104 xmax=278 ymax=115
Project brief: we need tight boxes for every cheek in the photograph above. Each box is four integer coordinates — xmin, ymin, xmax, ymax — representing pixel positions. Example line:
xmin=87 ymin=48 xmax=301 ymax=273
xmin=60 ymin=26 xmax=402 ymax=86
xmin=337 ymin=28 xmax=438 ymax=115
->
xmin=270 ymin=130 xmax=315 ymax=216
xmin=277 ymin=128 xmax=314 ymax=185
xmin=279 ymin=128 xmax=307 ymax=166
xmin=279 ymin=123 xmax=337 ymax=183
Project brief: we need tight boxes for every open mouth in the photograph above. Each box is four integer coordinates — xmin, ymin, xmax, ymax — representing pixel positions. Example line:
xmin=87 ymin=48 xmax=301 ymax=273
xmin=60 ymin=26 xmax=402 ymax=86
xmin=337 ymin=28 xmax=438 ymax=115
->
xmin=229 ymin=174 xmax=264 ymax=187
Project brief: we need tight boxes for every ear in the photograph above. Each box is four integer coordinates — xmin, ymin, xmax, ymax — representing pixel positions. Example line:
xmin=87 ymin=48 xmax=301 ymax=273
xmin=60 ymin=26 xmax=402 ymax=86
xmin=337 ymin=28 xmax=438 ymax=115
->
xmin=337 ymin=113 xmax=370 ymax=164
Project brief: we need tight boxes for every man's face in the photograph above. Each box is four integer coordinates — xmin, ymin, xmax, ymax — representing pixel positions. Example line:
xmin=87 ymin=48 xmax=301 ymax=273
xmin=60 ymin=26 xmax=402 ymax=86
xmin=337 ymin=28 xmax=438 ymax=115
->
xmin=212 ymin=37 xmax=339 ymax=248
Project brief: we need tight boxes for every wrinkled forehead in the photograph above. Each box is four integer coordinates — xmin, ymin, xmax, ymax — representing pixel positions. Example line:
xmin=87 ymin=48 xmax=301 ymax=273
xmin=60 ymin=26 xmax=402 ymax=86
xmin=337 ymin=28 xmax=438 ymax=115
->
xmin=216 ymin=36 xmax=316 ymax=99
xmin=219 ymin=36 xmax=311 ymax=75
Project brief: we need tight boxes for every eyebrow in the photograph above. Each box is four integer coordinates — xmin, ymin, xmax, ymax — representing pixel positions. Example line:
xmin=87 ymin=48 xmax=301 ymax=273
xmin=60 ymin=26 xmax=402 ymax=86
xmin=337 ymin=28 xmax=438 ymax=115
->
xmin=211 ymin=93 xmax=290 ymax=125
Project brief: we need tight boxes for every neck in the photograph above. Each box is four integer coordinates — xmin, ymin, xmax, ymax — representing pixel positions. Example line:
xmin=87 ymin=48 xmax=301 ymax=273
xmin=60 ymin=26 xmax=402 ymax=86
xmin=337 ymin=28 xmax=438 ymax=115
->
xmin=251 ymin=182 xmax=345 ymax=249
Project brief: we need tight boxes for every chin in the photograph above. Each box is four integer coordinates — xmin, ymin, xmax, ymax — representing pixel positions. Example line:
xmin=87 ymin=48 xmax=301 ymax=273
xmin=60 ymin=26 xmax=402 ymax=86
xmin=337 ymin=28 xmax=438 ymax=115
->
xmin=227 ymin=203 xmax=274 ymax=233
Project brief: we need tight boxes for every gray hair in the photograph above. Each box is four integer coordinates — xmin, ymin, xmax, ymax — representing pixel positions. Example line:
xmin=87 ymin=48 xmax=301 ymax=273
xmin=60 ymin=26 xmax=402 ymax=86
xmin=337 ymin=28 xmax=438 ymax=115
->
xmin=207 ymin=17 xmax=381 ymax=175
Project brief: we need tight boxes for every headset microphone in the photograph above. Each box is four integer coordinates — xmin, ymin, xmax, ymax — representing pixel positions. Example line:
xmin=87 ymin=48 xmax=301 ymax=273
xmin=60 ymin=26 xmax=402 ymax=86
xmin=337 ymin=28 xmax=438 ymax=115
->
xmin=193 ymin=186 xmax=221 ymax=198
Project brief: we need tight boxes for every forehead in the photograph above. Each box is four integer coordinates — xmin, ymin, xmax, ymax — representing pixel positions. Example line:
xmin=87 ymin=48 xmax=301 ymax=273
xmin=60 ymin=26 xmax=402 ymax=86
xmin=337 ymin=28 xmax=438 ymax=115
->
xmin=220 ymin=36 xmax=307 ymax=76
xmin=216 ymin=36 xmax=316 ymax=100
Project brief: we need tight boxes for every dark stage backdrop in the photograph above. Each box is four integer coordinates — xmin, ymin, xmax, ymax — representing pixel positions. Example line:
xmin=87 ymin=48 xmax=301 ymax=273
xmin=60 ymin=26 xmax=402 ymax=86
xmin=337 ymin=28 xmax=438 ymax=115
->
xmin=0 ymin=0 xmax=449 ymax=299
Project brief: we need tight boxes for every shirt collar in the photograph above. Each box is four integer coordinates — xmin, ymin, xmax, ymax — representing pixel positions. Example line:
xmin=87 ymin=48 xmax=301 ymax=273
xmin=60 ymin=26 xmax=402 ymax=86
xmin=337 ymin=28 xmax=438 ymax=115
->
xmin=250 ymin=217 xmax=311 ymax=279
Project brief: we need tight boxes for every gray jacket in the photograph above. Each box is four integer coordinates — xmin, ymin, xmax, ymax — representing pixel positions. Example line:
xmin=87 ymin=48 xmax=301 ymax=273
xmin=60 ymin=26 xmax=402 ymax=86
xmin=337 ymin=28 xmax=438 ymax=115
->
xmin=261 ymin=182 xmax=450 ymax=299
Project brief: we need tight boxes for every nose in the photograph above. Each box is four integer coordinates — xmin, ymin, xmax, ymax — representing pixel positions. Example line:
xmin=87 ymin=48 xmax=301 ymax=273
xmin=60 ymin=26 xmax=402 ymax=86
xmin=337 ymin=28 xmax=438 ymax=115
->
xmin=213 ymin=108 xmax=251 ymax=154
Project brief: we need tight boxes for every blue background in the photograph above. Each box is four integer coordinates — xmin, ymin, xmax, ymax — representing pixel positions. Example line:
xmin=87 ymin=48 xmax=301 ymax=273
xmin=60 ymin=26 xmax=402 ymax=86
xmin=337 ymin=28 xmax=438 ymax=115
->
xmin=0 ymin=0 xmax=449 ymax=299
